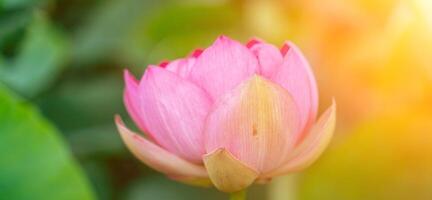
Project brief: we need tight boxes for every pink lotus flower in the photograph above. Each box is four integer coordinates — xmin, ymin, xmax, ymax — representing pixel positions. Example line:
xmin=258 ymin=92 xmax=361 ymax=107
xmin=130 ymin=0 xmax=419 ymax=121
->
xmin=115 ymin=36 xmax=336 ymax=193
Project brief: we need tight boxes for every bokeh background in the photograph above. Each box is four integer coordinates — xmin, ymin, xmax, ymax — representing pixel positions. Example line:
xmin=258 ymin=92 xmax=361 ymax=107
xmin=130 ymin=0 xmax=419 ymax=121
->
xmin=1 ymin=0 xmax=432 ymax=199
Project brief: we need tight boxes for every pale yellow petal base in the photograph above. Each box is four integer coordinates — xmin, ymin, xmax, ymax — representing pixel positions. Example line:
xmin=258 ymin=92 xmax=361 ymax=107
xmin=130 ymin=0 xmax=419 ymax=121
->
xmin=203 ymin=148 xmax=259 ymax=193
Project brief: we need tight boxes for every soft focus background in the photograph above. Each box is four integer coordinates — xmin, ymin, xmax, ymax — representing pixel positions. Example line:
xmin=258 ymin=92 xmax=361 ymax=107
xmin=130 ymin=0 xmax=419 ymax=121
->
xmin=1 ymin=0 xmax=432 ymax=199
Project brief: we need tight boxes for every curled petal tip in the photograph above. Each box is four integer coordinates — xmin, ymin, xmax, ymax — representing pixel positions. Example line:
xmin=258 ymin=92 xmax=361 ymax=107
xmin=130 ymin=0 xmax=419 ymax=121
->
xmin=190 ymin=49 xmax=203 ymax=58
xmin=114 ymin=114 xmax=121 ymax=123
xmin=203 ymin=148 xmax=259 ymax=193
xmin=114 ymin=115 xmax=208 ymax=178
xmin=159 ymin=61 xmax=170 ymax=67
xmin=280 ymin=41 xmax=293 ymax=55
xmin=123 ymin=69 xmax=131 ymax=76
xmin=123 ymin=69 xmax=137 ymax=85
xmin=214 ymin=35 xmax=238 ymax=45
xmin=246 ymin=38 xmax=262 ymax=48
xmin=331 ymin=97 xmax=337 ymax=106
xmin=217 ymin=34 xmax=229 ymax=40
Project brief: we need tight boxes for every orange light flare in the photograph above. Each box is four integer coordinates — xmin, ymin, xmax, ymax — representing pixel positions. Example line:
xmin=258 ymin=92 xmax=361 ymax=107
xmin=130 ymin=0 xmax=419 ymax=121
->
xmin=244 ymin=0 xmax=432 ymax=129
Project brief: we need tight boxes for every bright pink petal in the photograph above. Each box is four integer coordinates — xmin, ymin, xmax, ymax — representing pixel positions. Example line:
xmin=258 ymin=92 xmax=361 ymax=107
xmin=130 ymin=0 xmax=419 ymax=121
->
xmin=189 ymin=35 xmax=259 ymax=100
xmin=164 ymin=58 xmax=196 ymax=79
xmin=124 ymin=70 xmax=148 ymax=133
xmin=115 ymin=115 xmax=208 ymax=178
xmin=139 ymin=67 xmax=212 ymax=163
xmin=204 ymin=75 xmax=301 ymax=173
xmin=249 ymin=42 xmax=283 ymax=78
xmin=271 ymin=41 xmax=318 ymax=140
xmin=264 ymin=101 xmax=336 ymax=177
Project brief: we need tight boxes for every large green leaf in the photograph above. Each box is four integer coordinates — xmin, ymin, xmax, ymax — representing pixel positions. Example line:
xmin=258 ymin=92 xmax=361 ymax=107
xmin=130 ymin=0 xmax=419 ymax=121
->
xmin=0 ymin=84 xmax=95 ymax=200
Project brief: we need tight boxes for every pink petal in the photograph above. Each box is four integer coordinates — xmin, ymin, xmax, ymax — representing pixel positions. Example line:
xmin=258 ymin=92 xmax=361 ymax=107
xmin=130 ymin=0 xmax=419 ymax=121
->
xmin=204 ymin=75 xmax=301 ymax=173
xmin=189 ymin=35 xmax=259 ymax=100
xmin=249 ymin=42 xmax=284 ymax=78
xmin=164 ymin=58 xmax=196 ymax=79
xmin=138 ymin=67 xmax=212 ymax=163
xmin=264 ymin=101 xmax=336 ymax=177
xmin=271 ymin=41 xmax=318 ymax=140
xmin=115 ymin=115 xmax=208 ymax=178
xmin=124 ymin=70 xmax=148 ymax=133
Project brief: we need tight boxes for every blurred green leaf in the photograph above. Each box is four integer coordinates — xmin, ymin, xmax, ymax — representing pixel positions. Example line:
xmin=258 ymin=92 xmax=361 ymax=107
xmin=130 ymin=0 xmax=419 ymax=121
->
xmin=0 ymin=0 xmax=44 ymax=10
xmin=0 ymin=9 xmax=32 ymax=47
xmin=82 ymin=161 xmax=113 ymax=200
xmin=72 ymin=0 xmax=160 ymax=66
xmin=67 ymin=124 xmax=125 ymax=157
xmin=124 ymin=3 xmax=243 ymax=65
xmin=37 ymin=71 xmax=124 ymax=131
xmin=0 ymin=84 xmax=95 ymax=200
xmin=0 ymin=13 xmax=68 ymax=97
